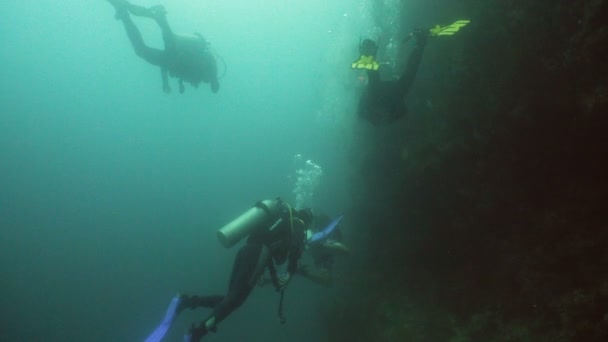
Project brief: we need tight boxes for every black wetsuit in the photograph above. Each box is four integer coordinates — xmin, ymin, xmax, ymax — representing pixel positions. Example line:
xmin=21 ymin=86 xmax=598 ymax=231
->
xmin=181 ymin=204 xmax=308 ymax=341
xmin=112 ymin=2 xmax=219 ymax=93
xmin=358 ymin=33 xmax=428 ymax=125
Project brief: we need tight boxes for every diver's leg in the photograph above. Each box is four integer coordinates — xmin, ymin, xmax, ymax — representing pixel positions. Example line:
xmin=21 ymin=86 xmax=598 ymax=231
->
xmin=117 ymin=2 xmax=175 ymax=53
xmin=201 ymin=51 xmax=220 ymax=93
xmin=383 ymin=31 xmax=428 ymax=123
xmin=208 ymin=243 xmax=269 ymax=324
xmin=108 ymin=0 xmax=165 ymax=18
xmin=179 ymin=295 xmax=224 ymax=311
xmin=358 ymin=71 xmax=383 ymax=124
xmin=188 ymin=243 xmax=270 ymax=340
xmin=115 ymin=9 xmax=165 ymax=66
xmin=144 ymin=292 xmax=223 ymax=342
xmin=150 ymin=10 xmax=177 ymax=55
xmin=109 ymin=0 xmax=166 ymax=19
xmin=396 ymin=30 xmax=429 ymax=97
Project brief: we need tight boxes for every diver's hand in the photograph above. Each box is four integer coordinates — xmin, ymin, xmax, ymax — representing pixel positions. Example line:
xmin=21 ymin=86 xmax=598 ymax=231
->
xmin=277 ymin=272 xmax=291 ymax=291
xmin=257 ymin=276 xmax=272 ymax=287
xmin=185 ymin=323 xmax=207 ymax=342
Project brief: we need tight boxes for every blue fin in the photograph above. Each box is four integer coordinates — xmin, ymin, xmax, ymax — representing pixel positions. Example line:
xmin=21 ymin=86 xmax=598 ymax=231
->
xmin=145 ymin=295 xmax=182 ymax=342
xmin=308 ymin=214 xmax=344 ymax=244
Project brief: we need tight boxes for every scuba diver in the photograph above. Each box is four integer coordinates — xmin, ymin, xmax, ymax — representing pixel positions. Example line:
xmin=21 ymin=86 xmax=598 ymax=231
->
xmin=259 ymin=213 xmax=350 ymax=287
xmin=298 ymin=214 xmax=350 ymax=287
xmin=352 ymin=20 xmax=470 ymax=125
xmin=144 ymin=198 xmax=313 ymax=342
xmin=257 ymin=213 xmax=349 ymax=288
xmin=106 ymin=0 xmax=219 ymax=94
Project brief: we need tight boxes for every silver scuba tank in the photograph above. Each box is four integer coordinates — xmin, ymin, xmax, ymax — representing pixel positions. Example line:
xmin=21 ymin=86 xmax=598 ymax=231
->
xmin=217 ymin=199 xmax=282 ymax=248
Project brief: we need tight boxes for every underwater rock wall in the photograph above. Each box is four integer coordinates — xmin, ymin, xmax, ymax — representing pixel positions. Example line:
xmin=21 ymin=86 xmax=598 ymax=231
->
xmin=325 ymin=0 xmax=608 ymax=340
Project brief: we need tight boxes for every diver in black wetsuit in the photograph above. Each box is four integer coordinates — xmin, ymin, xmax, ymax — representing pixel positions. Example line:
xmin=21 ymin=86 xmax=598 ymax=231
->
xmin=106 ymin=0 xmax=219 ymax=94
xmin=297 ymin=214 xmax=350 ymax=287
xmin=178 ymin=199 xmax=312 ymax=341
xmin=257 ymin=213 xmax=350 ymax=288
xmin=354 ymin=29 xmax=429 ymax=125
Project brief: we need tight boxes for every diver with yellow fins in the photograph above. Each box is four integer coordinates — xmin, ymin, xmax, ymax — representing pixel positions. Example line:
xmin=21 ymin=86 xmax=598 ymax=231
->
xmin=143 ymin=198 xmax=316 ymax=342
xmin=352 ymin=20 xmax=471 ymax=125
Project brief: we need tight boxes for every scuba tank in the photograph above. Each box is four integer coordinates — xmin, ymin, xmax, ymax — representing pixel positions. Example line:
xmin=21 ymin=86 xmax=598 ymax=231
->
xmin=217 ymin=199 xmax=283 ymax=248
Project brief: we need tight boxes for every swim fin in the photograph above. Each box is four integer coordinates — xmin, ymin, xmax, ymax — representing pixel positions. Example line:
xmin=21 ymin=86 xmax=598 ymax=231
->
xmin=145 ymin=295 xmax=182 ymax=342
xmin=351 ymin=56 xmax=380 ymax=70
xmin=308 ymin=214 xmax=344 ymax=244
xmin=430 ymin=20 xmax=471 ymax=37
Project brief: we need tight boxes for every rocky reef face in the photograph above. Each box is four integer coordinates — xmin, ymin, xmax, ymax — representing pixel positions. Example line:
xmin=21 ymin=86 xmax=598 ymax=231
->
xmin=324 ymin=0 xmax=608 ymax=340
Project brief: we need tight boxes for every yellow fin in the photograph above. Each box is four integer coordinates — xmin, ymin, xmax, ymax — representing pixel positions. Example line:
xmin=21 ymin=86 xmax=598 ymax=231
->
xmin=430 ymin=19 xmax=471 ymax=37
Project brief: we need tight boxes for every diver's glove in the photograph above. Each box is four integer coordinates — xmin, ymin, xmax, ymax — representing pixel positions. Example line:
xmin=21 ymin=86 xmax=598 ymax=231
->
xmin=185 ymin=322 xmax=209 ymax=342
xmin=276 ymin=272 xmax=291 ymax=291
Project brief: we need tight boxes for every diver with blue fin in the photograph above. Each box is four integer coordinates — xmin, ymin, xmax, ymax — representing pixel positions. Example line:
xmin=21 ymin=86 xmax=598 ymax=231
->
xmin=144 ymin=198 xmax=313 ymax=342
xmin=353 ymin=20 xmax=470 ymax=125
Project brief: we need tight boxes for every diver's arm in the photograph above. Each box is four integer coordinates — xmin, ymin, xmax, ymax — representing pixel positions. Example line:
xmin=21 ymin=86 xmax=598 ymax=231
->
xmin=275 ymin=230 xmax=305 ymax=290
xmin=287 ymin=247 xmax=301 ymax=275
xmin=204 ymin=51 xmax=220 ymax=93
xmin=396 ymin=31 xmax=428 ymax=98
xmin=267 ymin=259 xmax=283 ymax=291
xmin=160 ymin=67 xmax=170 ymax=93
xmin=272 ymin=248 xmax=300 ymax=291
xmin=298 ymin=264 xmax=333 ymax=287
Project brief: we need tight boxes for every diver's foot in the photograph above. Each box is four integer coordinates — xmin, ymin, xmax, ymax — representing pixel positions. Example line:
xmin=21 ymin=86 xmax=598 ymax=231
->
xmin=210 ymin=80 xmax=220 ymax=94
xmin=175 ymin=294 xmax=188 ymax=314
xmin=107 ymin=0 xmax=129 ymax=19
xmin=412 ymin=27 xmax=429 ymax=45
xmin=185 ymin=324 xmax=208 ymax=342
xmin=148 ymin=5 xmax=167 ymax=20
xmin=107 ymin=0 xmax=128 ymax=6
xmin=174 ymin=294 xmax=220 ymax=312
xmin=107 ymin=0 xmax=128 ymax=10
xmin=114 ymin=8 xmax=128 ymax=20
